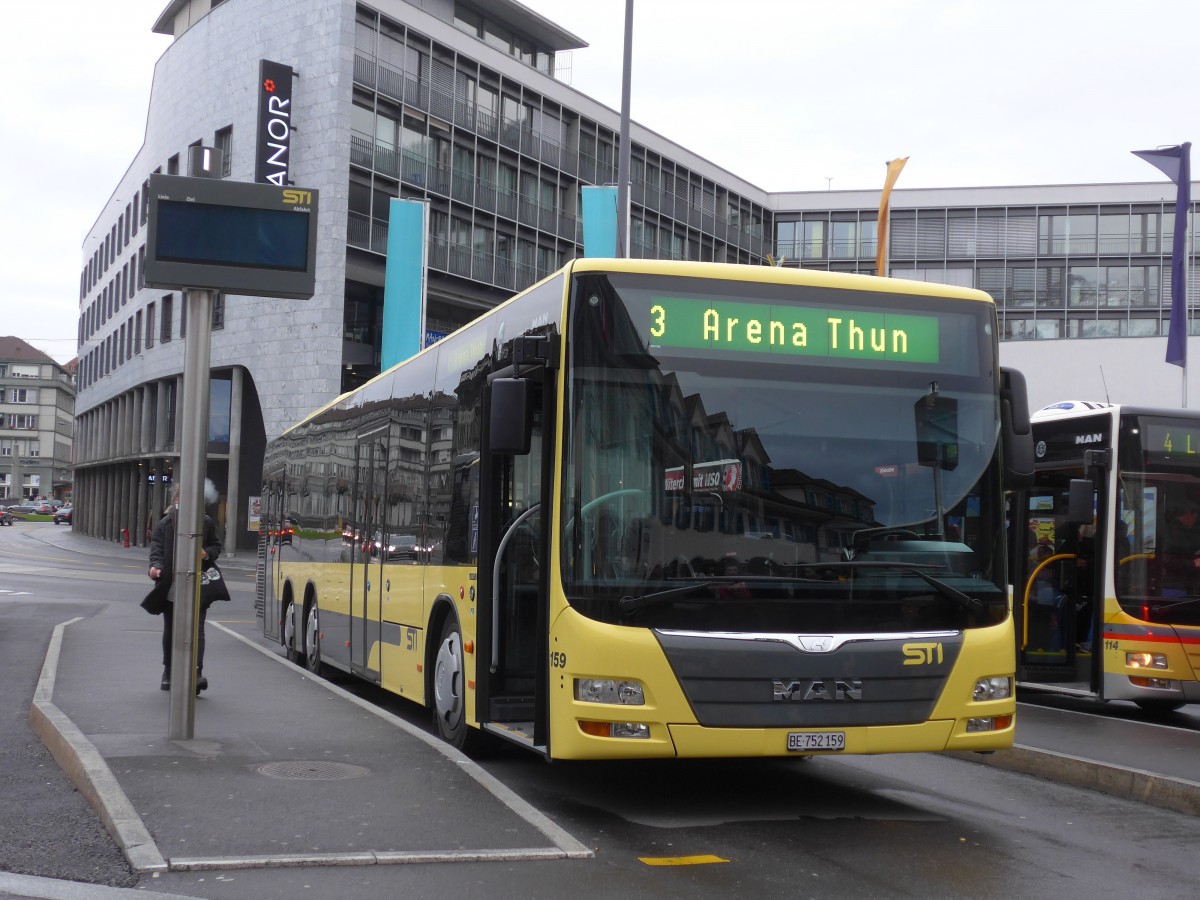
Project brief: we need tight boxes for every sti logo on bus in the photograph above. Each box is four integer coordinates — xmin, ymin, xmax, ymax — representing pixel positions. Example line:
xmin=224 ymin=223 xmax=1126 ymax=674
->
xmin=773 ymin=679 xmax=863 ymax=701
xmin=902 ymin=642 xmax=944 ymax=665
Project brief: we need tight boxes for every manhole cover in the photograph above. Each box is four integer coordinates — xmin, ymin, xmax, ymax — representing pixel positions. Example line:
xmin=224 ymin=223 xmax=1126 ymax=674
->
xmin=256 ymin=760 xmax=369 ymax=780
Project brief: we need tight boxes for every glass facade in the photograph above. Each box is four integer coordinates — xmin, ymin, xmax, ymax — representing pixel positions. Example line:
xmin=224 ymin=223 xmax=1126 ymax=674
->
xmin=775 ymin=202 xmax=1198 ymax=344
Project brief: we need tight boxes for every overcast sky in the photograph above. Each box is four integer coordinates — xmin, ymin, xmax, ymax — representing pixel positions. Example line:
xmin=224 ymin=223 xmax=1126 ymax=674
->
xmin=4 ymin=0 xmax=1196 ymax=364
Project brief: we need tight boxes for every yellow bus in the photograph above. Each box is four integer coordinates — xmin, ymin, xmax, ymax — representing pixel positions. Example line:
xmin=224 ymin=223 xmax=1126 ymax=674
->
xmin=258 ymin=259 xmax=1032 ymax=759
xmin=1014 ymin=400 xmax=1200 ymax=713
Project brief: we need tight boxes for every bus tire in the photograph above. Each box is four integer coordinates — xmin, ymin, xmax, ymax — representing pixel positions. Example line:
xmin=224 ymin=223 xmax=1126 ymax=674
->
xmin=304 ymin=598 xmax=325 ymax=676
xmin=432 ymin=616 xmax=471 ymax=749
xmin=1134 ymin=699 xmax=1184 ymax=715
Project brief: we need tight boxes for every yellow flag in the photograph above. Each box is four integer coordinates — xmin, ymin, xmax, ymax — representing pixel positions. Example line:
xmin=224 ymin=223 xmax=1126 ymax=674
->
xmin=875 ymin=157 xmax=909 ymax=277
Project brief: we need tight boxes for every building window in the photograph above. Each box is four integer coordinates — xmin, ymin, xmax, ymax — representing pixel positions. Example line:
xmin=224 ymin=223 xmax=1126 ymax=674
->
xmin=831 ymin=221 xmax=857 ymax=259
xmin=212 ymin=295 xmax=225 ymax=330
xmin=10 ymin=388 xmax=32 ymax=403
xmin=453 ymin=4 xmax=482 ymax=38
xmin=146 ymin=302 xmax=156 ymax=349
xmin=27 ymin=441 xmax=40 ymax=458
xmin=215 ymin=125 xmax=233 ymax=177
xmin=10 ymin=415 xmax=37 ymax=430
xmin=161 ymin=295 xmax=173 ymax=343
xmin=1068 ymin=266 xmax=1100 ymax=308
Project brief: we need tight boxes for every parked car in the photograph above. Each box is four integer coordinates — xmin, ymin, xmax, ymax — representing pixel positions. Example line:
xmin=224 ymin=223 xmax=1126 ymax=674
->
xmin=6 ymin=502 xmax=44 ymax=515
xmin=53 ymin=507 xmax=73 ymax=525
xmin=0 ymin=508 xmax=12 ymax=526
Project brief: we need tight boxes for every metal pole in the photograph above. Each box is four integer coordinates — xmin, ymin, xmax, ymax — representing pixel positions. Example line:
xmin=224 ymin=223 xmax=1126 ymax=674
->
xmin=615 ymin=0 xmax=634 ymax=258
xmin=168 ymin=288 xmax=213 ymax=740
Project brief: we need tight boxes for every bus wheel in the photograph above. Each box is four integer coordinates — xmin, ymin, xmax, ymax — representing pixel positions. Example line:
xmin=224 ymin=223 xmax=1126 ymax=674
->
xmin=1134 ymin=699 xmax=1184 ymax=715
xmin=433 ymin=618 xmax=469 ymax=748
xmin=283 ymin=601 xmax=303 ymax=665
xmin=304 ymin=600 xmax=324 ymax=676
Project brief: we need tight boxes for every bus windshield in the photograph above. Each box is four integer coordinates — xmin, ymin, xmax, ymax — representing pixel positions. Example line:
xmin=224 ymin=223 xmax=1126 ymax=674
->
xmin=562 ymin=271 xmax=1007 ymax=632
xmin=1117 ymin=413 xmax=1200 ymax=627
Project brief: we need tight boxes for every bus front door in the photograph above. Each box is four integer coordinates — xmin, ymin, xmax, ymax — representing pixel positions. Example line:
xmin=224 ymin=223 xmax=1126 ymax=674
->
xmin=1018 ymin=479 xmax=1101 ymax=693
xmin=477 ymin=374 xmax=551 ymax=752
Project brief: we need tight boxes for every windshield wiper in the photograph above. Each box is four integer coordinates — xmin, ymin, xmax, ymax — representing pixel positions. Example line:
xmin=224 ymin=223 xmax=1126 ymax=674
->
xmin=1148 ymin=597 xmax=1200 ymax=613
xmin=618 ymin=581 xmax=717 ymax=614
xmin=795 ymin=561 xmax=985 ymax=615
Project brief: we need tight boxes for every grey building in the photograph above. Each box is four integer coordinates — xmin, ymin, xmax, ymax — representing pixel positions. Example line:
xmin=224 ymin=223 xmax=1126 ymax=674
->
xmin=75 ymin=0 xmax=1198 ymax=551
xmin=0 ymin=337 xmax=75 ymax=504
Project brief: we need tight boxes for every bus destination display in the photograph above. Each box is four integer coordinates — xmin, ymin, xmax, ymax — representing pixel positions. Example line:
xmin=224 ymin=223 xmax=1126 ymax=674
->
xmin=645 ymin=296 xmax=940 ymax=363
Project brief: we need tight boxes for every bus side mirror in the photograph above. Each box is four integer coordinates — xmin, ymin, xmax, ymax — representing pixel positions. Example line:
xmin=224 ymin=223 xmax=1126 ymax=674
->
xmin=489 ymin=378 xmax=531 ymax=455
xmin=1000 ymin=367 xmax=1034 ymax=490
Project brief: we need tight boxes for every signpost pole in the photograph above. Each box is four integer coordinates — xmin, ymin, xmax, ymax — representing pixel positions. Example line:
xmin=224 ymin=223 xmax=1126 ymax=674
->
xmin=143 ymin=144 xmax=316 ymax=741
xmin=168 ymin=287 xmax=213 ymax=741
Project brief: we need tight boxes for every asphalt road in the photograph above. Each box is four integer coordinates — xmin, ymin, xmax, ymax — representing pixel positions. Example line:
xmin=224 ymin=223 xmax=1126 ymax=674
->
xmin=0 ymin=529 xmax=140 ymax=891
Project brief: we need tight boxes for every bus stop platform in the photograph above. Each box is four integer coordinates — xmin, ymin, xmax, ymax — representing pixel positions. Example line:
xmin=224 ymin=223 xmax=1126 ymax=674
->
xmin=24 ymin=528 xmax=1200 ymax=883
xmin=27 ymin=546 xmax=591 ymax=876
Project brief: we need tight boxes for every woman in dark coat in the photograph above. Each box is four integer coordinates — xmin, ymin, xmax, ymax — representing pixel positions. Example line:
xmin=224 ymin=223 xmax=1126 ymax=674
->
xmin=149 ymin=486 xmax=222 ymax=692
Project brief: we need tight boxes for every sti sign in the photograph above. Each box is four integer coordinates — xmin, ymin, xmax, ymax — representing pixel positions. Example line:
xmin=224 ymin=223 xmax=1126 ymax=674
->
xmin=143 ymin=174 xmax=318 ymax=300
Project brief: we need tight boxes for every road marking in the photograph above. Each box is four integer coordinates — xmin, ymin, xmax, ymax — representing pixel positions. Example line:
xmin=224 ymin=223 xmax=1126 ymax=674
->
xmin=639 ymin=855 xmax=729 ymax=866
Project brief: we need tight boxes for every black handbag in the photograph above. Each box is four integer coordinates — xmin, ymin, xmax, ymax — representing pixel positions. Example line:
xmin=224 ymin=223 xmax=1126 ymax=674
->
xmin=200 ymin=563 xmax=232 ymax=607
xmin=140 ymin=577 xmax=172 ymax=615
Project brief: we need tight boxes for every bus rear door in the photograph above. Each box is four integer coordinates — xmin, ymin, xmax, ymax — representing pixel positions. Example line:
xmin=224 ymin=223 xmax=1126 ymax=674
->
xmin=350 ymin=426 xmax=389 ymax=682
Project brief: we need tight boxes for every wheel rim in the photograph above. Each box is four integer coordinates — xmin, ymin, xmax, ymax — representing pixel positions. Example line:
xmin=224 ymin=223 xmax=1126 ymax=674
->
xmin=282 ymin=602 xmax=296 ymax=650
xmin=433 ymin=628 xmax=463 ymax=726
xmin=305 ymin=605 xmax=320 ymax=664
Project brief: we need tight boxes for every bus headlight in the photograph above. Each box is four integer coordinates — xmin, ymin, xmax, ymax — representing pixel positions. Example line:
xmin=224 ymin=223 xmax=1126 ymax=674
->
xmin=1126 ymin=652 xmax=1167 ymax=669
xmin=575 ymin=678 xmax=645 ymax=705
xmin=972 ymin=676 xmax=1013 ymax=702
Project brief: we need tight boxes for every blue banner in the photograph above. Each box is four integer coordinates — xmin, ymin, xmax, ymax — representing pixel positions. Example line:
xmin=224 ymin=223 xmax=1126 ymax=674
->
xmin=382 ymin=199 xmax=428 ymax=371
xmin=581 ymin=185 xmax=619 ymax=258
